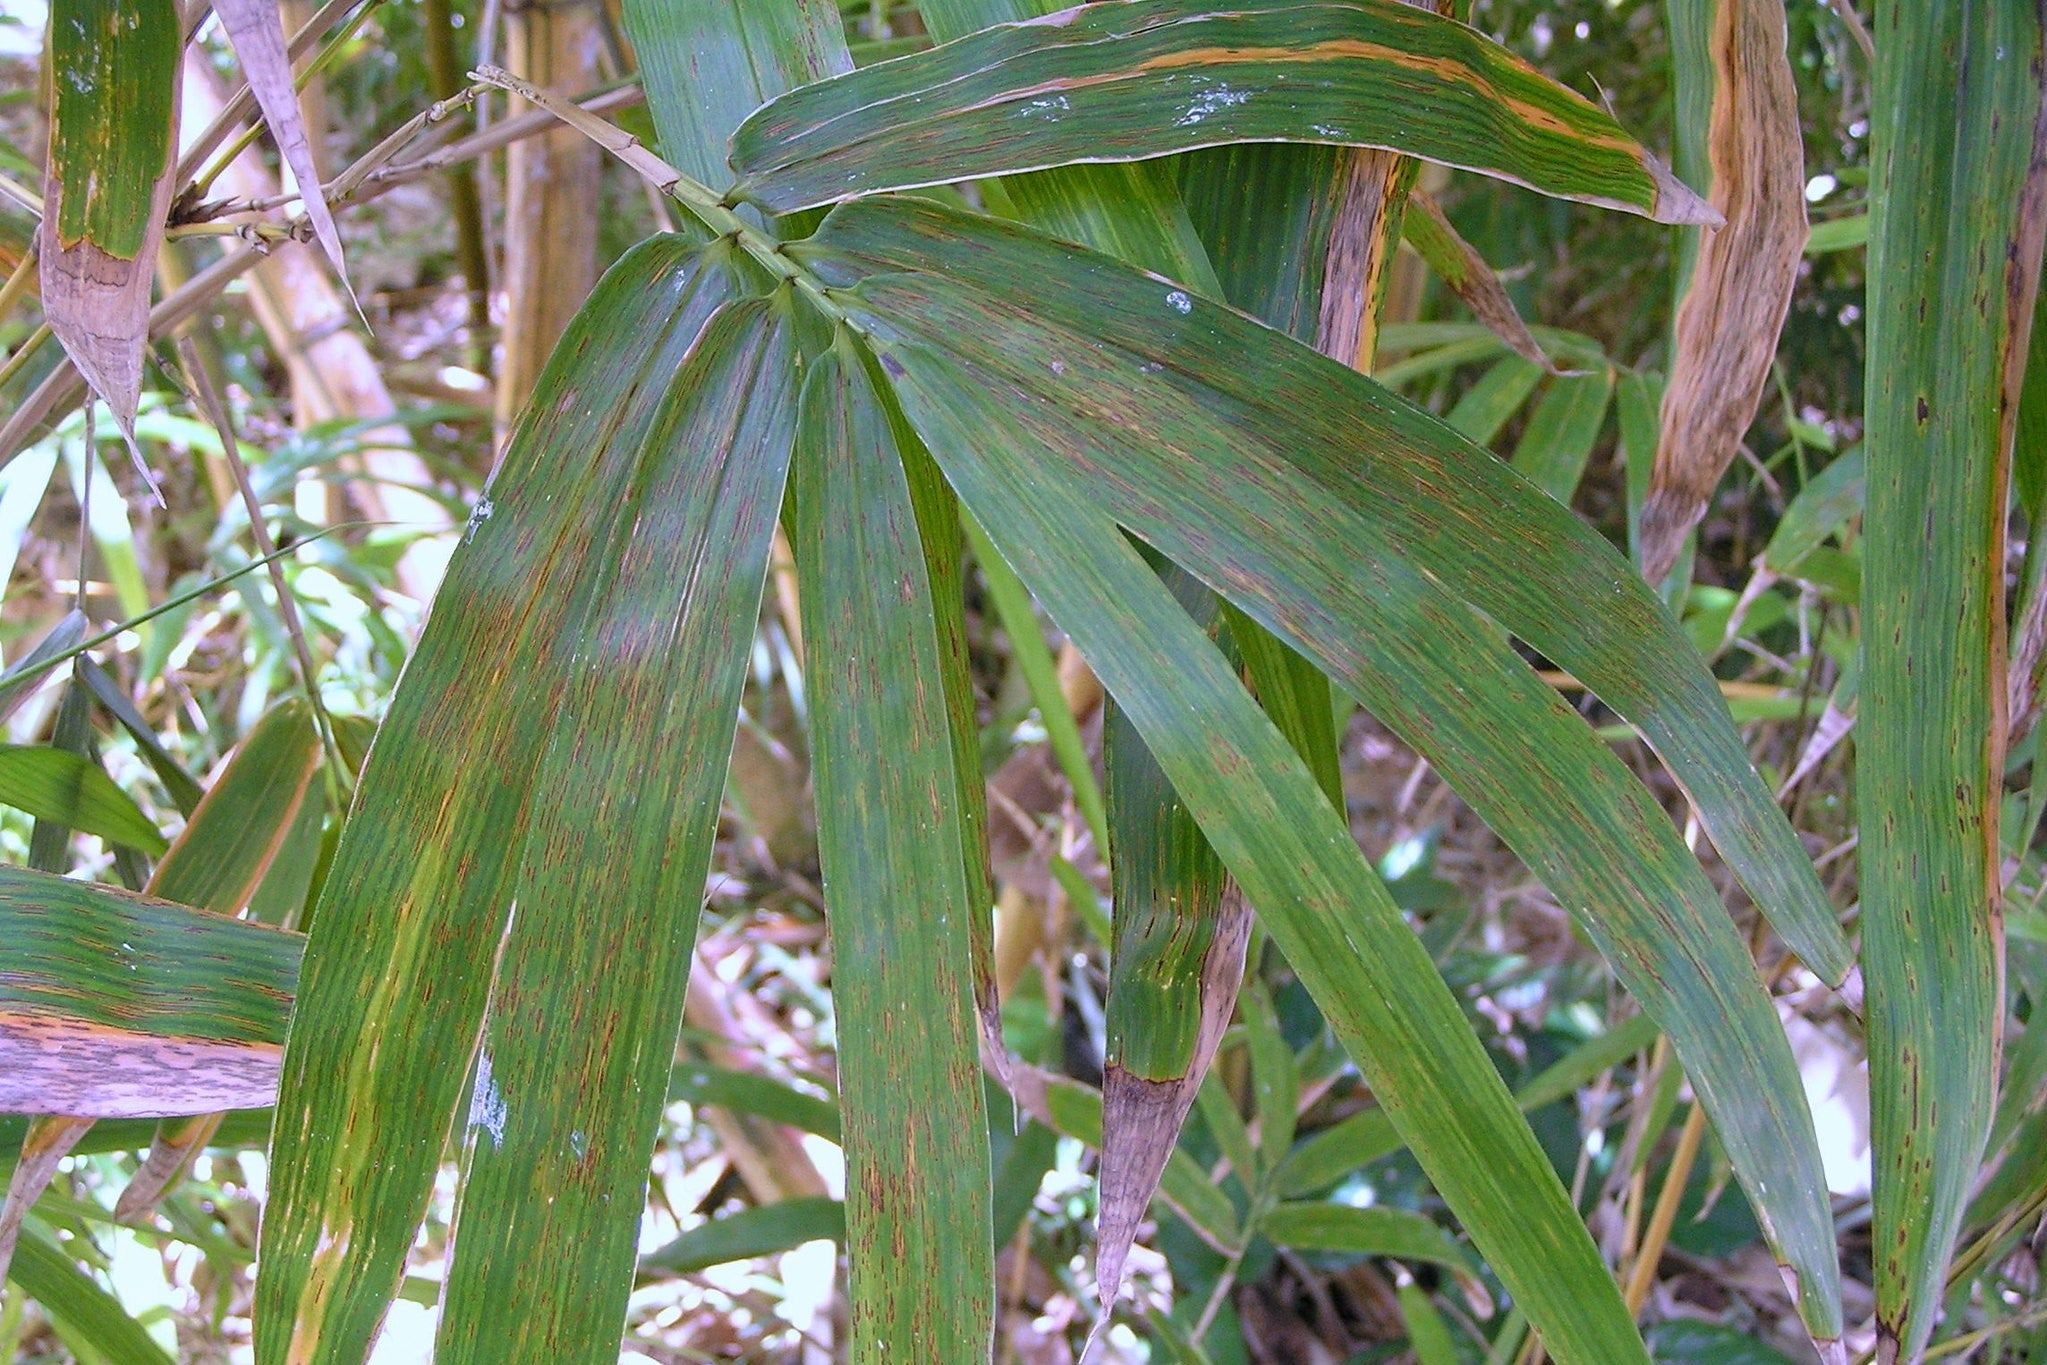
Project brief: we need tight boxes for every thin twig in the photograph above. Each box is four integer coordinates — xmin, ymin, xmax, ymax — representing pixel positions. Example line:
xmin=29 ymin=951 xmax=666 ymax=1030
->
xmin=175 ymin=339 xmax=348 ymax=789
xmin=0 ymin=247 xmax=37 ymax=326
xmin=75 ymin=403 xmax=93 ymax=614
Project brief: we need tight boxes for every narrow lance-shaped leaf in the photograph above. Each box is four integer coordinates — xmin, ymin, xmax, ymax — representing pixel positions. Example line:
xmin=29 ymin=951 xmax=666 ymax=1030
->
xmin=794 ymin=336 xmax=993 ymax=1359
xmin=436 ymin=297 xmax=799 ymax=1364
xmin=620 ymin=0 xmax=850 ymax=193
xmin=39 ymin=0 xmax=180 ymax=469
xmin=732 ymin=0 xmax=1716 ymax=225
xmin=1096 ymin=688 xmax=1250 ymax=1317
xmin=1511 ymin=366 xmax=1615 ymax=508
xmin=1402 ymin=189 xmax=1558 ymax=374
xmin=0 ymin=743 xmax=166 ymax=855
xmin=214 ymin=0 xmax=354 ymax=297
xmin=255 ymin=229 xmax=758 ymax=1364
xmin=916 ymin=0 xmax=1234 ymax=291
xmin=795 ymin=196 xmax=1851 ymax=987
xmin=804 ymin=196 xmax=1844 ymax=1343
xmin=1638 ymin=0 xmax=1808 ymax=583
xmin=875 ymin=337 xmax=1650 ymax=1362
xmin=1861 ymin=5 xmax=2047 ymax=1360
xmin=0 ymin=866 xmax=300 ymax=1119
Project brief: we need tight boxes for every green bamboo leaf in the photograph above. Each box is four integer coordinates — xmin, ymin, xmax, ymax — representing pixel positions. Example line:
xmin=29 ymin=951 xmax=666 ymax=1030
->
xmin=1098 ymin=693 xmax=1249 ymax=1310
xmin=732 ymin=0 xmax=1714 ymax=224
xmin=667 ymin=1062 xmax=840 ymax=1142
xmin=1398 ymin=1278 xmax=1462 ymax=1365
xmin=0 ymin=610 xmax=89 ymax=724
xmin=870 ymin=345 xmax=1647 ymax=1361
xmin=30 ymin=678 xmax=96 ymax=874
xmin=1861 ymin=5 xmax=2047 ymax=1358
xmin=0 ymin=866 xmax=299 ymax=1118
xmin=77 ymin=656 xmax=204 ymax=817
xmin=6 ymin=1219 xmax=176 ymax=1365
xmin=438 ymin=298 xmax=798 ymax=1365
xmin=1275 ymin=1012 xmax=1662 ymax=1197
xmin=963 ymin=512 xmax=1109 ymax=853
xmin=1760 ymin=447 xmax=1863 ymax=575
xmin=809 ymin=196 xmax=1844 ymax=1341
xmin=792 ymin=336 xmax=993 ymax=1359
xmin=621 ymin=0 xmax=851 ymax=194
xmin=1178 ymin=144 xmax=1354 ymax=347
xmin=639 ymin=1197 xmax=846 ymax=1276
xmin=255 ymin=231 xmax=779 ymax=1364
xmin=1241 ymin=975 xmax=1298 ymax=1166
xmin=39 ymin=0 xmax=181 ymax=452
xmin=798 ymin=197 xmax=1851 ymax=990
xmin=146 ymin=699 xmax=321 ymax=917
xmin=1261 ymin=1201 xmax=1475 ymax=1270
xmin=1447 ymin=355 xmax=1544 ymax=448
xmin=0 ymin=743 xmax=166 ymax=855
xmin=1511 ymin=367 xmax=1616 ymax=507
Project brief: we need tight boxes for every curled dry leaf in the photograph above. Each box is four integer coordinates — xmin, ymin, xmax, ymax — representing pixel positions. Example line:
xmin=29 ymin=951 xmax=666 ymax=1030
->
xmin=1639 ymin=0 xmax=1808 ymax=583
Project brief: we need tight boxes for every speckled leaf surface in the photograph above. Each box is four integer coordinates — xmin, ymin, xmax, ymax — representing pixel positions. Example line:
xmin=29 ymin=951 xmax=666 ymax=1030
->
xmin=255 ymin=230 xmax=779 ymax=1365
xmin=434 ymin=297 xmax=798 ymax=1364
xmin=732 ymin=0 xmax=1713 ymax=224
xmin=0 ymin=867 xmax=299 ymax=1118
xmin=1860 ymin=5 xmax=2047 ymax=1360
xmin=797 ymin=197 xmax=1848 ymax=986
xmin=875 ymin=335 xmax=1648 ymax=1362
xmin=803 ymin=195 xmax=1843 ymax=1340
xmin=792 ymin=339 xmax=992 ymax=1361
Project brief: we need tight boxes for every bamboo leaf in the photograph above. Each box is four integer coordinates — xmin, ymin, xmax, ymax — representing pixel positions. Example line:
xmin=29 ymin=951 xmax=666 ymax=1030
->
xmin=1511 ymin=367 xmax=1616 ymax=507
xmin=639 ymin=1197 xmax=845 ymax=1275
xmin=213 ymin=0 xmax=353 ymax=294
xmin=1860 ymin=5 xmax=2047 ymax=1358
xmin=621 ymin=0 xmax=851 ymax=194
xmin=254 ymin=231 xmax=779 ymax=1364
xmin=1402 ymin=190 xmax=1557 ymax=374
xmin=868 ymin=344 xmax=1648 ymax=1362
xmin=435 ymin=297 xmax=798 ymax=1365
xmin=38 ymin=0 xmax=181 ymax=457
xmin=807 ymin=195 xmax=1844 ymax=1341
xmin=1638 ymin=0 xmax=1808 ymax=583
xmin=666 ymin=1063 xmax=840 ymax=1142
xmin=1098 ymin=695 xmax=1250 ymax=1312
xmin=732 ymin=0 xmax=1715 ymax=224
xmin=5 ymin=1219 xmax=176 ymax=1365
xmin=0 ymin=744 xmax=166 ymax=855
xmin=798 ymin=197 xmax=1850 ymax=988
xmin=146 ymin=699 xmax=321 ymax=918
xmin=792 ymin=337 xmax=992 ymax=1359
xmin=0 ymin=866 xmax=299 ymax=1118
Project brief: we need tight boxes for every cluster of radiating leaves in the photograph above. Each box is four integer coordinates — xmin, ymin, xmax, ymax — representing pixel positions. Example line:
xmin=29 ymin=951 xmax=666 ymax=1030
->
xmin=10 ymin=1 xmax=2047 ymax=1364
